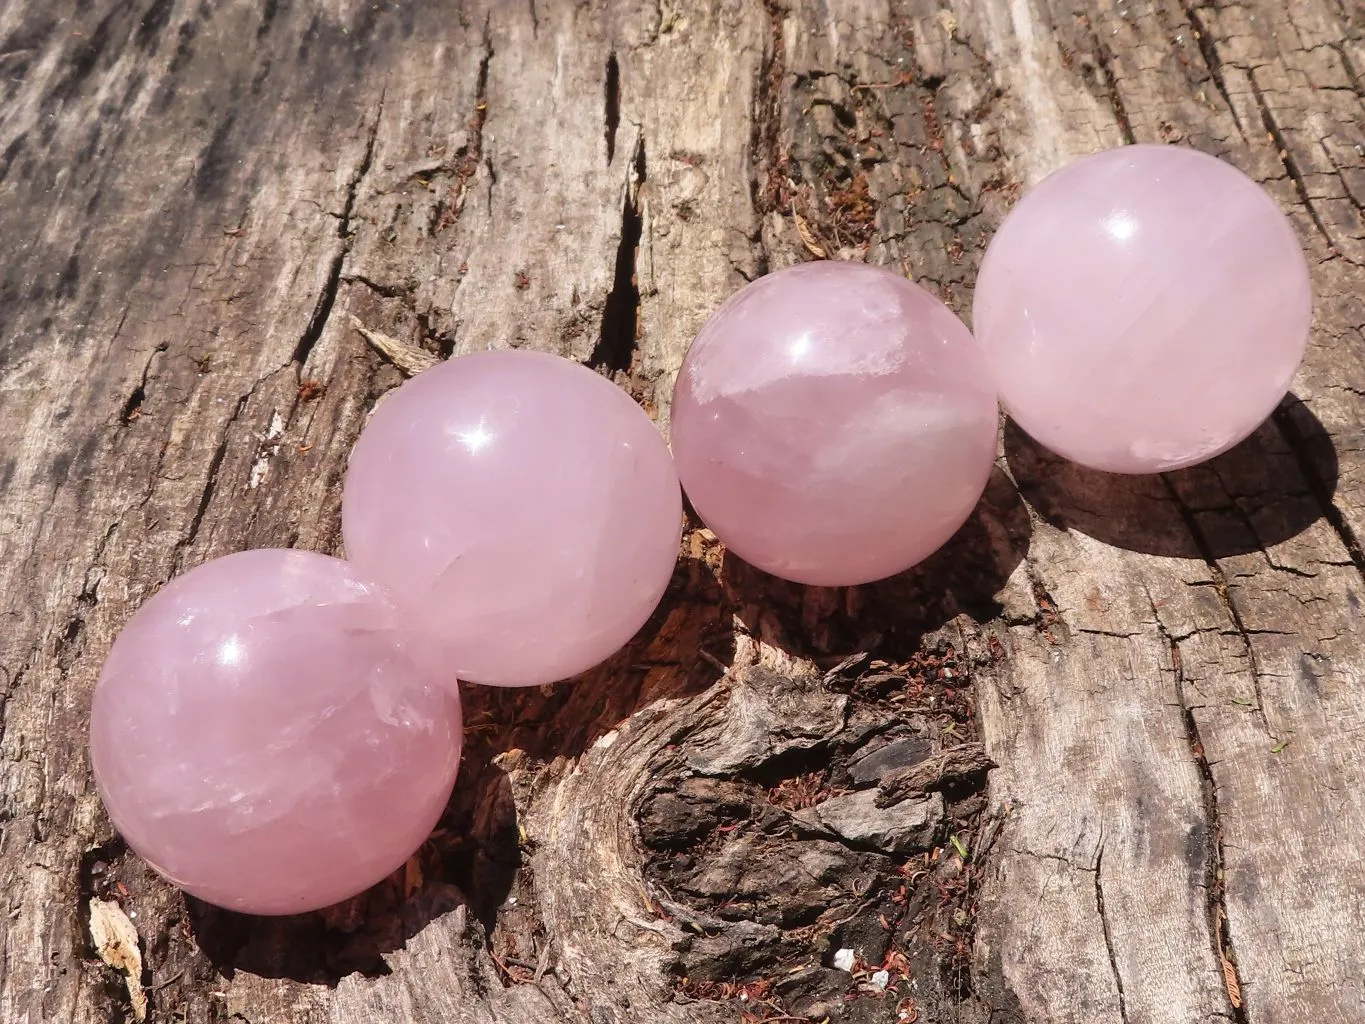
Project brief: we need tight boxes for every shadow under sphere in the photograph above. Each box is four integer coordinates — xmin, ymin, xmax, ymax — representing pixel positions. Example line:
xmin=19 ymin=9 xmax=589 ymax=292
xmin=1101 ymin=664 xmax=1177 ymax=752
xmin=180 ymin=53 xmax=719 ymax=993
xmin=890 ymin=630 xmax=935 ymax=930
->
xmin=1002 ymin=394 xmax=1339 ymax=559
xmin=187 ymin=553 xmax=737 ymax=985
xmin=720 ymin=465 xmax=1032 ymax=661
xmin=187 ymin=764 xmax=520 ymax=984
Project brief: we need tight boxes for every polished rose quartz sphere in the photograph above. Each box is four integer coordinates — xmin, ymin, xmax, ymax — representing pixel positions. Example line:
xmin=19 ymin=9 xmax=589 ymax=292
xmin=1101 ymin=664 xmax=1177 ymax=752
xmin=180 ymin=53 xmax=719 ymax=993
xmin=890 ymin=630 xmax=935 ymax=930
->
xmin=89 ymin=550 xmax=462 ymax=916
xmin=343 ymin=350 xmax=682 ymax=687
xmin=671 ymin=261 xmax=999 ymax=587
xmin=973 ymin=144 xmax=1312 ymax=473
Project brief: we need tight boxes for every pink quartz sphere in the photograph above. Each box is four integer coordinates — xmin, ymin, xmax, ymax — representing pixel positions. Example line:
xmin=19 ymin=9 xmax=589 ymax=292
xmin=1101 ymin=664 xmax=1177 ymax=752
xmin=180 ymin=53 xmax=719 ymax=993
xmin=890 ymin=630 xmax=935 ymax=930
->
xmin=89 ymin=550 xmax=462 ymax=916
xmin=671 ymin=261 xmax=999 ymax=587
xmin=342 ymin=350 xmax=682 ymax=688
xmin=973 ymin=144 xmax=1312 ymax=474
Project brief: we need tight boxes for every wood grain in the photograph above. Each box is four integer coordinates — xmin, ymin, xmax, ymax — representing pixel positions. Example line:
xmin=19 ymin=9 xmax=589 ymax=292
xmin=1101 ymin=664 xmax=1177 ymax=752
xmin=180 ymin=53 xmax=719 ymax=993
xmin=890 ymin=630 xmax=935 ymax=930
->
xmin=1 ymin=1 xmax=1361 ymax=1022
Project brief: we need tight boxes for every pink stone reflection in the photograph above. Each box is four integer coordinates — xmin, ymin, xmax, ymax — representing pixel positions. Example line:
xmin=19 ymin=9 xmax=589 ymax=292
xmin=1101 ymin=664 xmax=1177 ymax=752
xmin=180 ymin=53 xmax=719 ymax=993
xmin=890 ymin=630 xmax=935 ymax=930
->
xmin=89 ymin=550 xmax=462 ymax=915
xmin=974 ymin=144 xmax=1312 ymax=473
xmin=343 ymin=351 xmax=682 ymax=687
xmin=671 ymin=261 xmax=999 ymax=587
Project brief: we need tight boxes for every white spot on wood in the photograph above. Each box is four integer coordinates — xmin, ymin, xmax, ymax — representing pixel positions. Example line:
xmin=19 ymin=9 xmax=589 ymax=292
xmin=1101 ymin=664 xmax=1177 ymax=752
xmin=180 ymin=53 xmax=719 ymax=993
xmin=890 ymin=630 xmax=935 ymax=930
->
xmin=249 ymin=410 xmax=286 ymax=489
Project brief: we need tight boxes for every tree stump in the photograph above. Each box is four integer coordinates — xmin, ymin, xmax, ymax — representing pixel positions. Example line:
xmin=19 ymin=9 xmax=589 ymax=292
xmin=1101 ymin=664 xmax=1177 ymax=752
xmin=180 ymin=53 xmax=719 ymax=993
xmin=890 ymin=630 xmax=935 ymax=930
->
xmin=2 ymin=1 xmax=1363 ymax=1022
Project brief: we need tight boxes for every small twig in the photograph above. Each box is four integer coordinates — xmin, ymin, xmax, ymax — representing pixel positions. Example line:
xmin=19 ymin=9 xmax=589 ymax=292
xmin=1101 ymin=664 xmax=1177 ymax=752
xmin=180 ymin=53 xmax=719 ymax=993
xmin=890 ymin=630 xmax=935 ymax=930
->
xmin=488 ymin=949 xmax=518 ymax=985
xmin=697 ymin=649 xmax=728 ymax=673
xmin=151 ymin=969 xmax=185 ymax=992
xmin=533 ymin=936 xmax=552 ymax=983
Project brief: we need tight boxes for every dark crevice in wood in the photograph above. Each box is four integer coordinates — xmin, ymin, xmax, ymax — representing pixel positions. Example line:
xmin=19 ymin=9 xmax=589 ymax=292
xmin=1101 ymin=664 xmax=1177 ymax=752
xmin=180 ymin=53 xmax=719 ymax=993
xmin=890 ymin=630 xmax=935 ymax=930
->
xmin=256 ymin=0 xmax=280 ymax=39
xmin=1273 ymin=405 xmax=1365 ymax=588
xmin=416 ymin=310 xmax=457 ymax=360
xmin=120 ymin=342 xmax=165 ymax=425
xmin=527 ymin=0 xmax=538 ymax=37
xmin=119 ymin=383 xmax=146 ymax=425
xmin=294 ymin=253 xmax=346 ymax=369
xmin=1332 ymin=41 xmax=1363 ymax=95
xmin=1160 ymin=474 xmax=1272 ymax=734
xmin=639 ymin=656 xmax=997 ymax=1017
xmin=79 ymin=520 xmax=119 ymax=607
xmin=341 ymin=273 xmax=412 ymax=299
xmin=56 ymin=613 xmax=87 ymax=673
xmin=78 ymin=835 xmax=128 ymax=903
xmin=1158 ymin=616 xmax=1251 ymax=1024
xmin=589 ymin=136 xmax=644 ymax=374
xmin=172 ymin=390 xmax=250 ymax=569
xmin=0 ymin=132 xmax=27 ymax=188
xmin=1248 ymin=76 xmax=1338 ymax=253
xmin=1093 ymin=847 xmax=1130 ymax=1024
xmin=293 ymin=97 xmax=383 ymax=368
xmin=749 ymin=0 xmax=787 ymax=276
xmin=50 ymin=4 xmax=123 ymax=106
xmin=136 ymin=0 xmax=174 ymax=53
xmin=1017 ymin=564 xmax=1065 ymax=638
xmin=76 ymin=835 xmax=132 ymax=984
xmin=1181 ymin=3 xmax=1246 ymax=137
xmin=427 ymin=31 xmax=491 ymax=236
xmin=1092 ymin=37 xmax=1136 ymax=145
xmin=474 ymin=20 xmax=495 ymax=220
xmin=194 ymin=113 xmax=240 ymax=202
xmin=604 ymin=51 xmax=620 ymax=164
xmin=472 ymin=30 xmax=492 ymax=197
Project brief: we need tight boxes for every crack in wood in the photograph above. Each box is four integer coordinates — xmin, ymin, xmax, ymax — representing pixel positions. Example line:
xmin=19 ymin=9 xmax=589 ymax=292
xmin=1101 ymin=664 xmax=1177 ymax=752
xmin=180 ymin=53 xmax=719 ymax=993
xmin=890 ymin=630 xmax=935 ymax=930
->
xmin=748 ymin=0 xmax=787 ymax=276
xmin=1091 ymin=35 xmax=1136 ymax=146
xmin=1273 ymin=404 xmax=1365 ymax=589
xmin=340 ymin=273 xmax=413 ymax=300
xmin=1160 ymin=475 xmax=1273 ymax=734
xmin=1248 ymin=75 xmax=1339 ymax=254
xmin=1330 ymin=40 xmax=1363 ymax=94
xmin=1181 ymin=2 xmax=1247 ymax=137
xmin=292 ymin=95 xmax=384 ymax=368
xmin=429 ymin=27 xmax=492 ymax=236
xmin=170 ymin=389 xmax=250 ymax=571
xmin=119 ymin=339 xmax=159 ymax=427
xmin=588 ymin=136 xmax=645 ymax=374
xmin=604 ymin=51 xmax=620 ymax=164
xmin=1156 ymin=605 xmax=1252 ymax=1024
xmin=1093 ymin=846 xmax=1131 ymax=1024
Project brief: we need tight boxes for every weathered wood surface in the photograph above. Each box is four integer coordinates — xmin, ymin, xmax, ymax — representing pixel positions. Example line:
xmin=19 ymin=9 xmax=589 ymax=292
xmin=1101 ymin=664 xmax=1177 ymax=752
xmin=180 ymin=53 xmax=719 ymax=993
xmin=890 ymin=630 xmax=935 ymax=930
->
xmin=2 ymin=1 xmax=1363 ymax=1022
